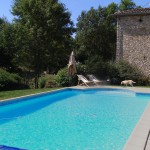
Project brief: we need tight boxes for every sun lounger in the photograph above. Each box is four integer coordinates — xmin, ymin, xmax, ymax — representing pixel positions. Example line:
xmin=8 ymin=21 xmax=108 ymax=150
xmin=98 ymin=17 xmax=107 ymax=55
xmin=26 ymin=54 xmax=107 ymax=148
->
xmin=77 ymin=75 xmax=94 ymax=87
xmin=87 ymin=74 xmax=102 ymax=85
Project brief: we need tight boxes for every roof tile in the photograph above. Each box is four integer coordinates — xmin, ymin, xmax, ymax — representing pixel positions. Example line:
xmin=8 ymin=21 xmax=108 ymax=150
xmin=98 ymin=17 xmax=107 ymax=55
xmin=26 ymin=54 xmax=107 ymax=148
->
xmin=114 ymin=8 xmax=150 ymax=16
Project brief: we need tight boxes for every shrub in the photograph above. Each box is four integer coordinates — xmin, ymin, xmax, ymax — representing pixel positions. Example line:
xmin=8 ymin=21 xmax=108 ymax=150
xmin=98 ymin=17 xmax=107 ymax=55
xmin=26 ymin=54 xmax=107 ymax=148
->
xmin=0 ymin=68 xmax=22 ymax=89
xmin=107 ymin=61 xmax=142 ymax=85
xmin=55 ymin=67 xmax=70 ymax=87
xmin=84 ymin=59 xmax=142 ymax=85
xmin=39 ymin=74 xmax=56 ymax=88
xmin=73 ymin=58 xmax=149 ymax=86
xmin=55 ymin=67 xmax=78 ymax=87
xmin=85 ymin=56 xmax=105 ymax=78
xmin=39 ymin=76 xmax=47 ymax=88
xmin=76 ymin=63 xmax=87 ymax=75
xmin=45 ymin=74 xmax=56 ymax=88
xmin=10 ymin=73 xmax=22 ymax=83
xmin=137 ymin=76 xmax=150 ymax=86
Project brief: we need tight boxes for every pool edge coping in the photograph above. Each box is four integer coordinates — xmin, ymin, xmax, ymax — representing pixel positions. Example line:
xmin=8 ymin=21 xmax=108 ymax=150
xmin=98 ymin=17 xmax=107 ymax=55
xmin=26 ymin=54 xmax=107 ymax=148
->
xmin=0 ymin=88 xmax=66 ymax=104
xmin=1 ymin=86 xmax=150 ymax=103
xmin=123 ymin=102 xmax=150 ymax=150
xmin=72 ymin=85 xmax=150 ymax=94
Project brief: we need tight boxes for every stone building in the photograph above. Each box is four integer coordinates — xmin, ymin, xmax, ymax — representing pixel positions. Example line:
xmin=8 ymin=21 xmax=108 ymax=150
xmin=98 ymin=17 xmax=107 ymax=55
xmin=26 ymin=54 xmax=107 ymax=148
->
xmin=114 ymin=8 xmax=150 ymax=77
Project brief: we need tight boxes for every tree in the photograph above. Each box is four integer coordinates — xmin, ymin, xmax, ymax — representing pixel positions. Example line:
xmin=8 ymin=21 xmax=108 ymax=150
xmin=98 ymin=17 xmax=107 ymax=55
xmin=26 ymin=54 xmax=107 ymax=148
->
xmin=119 ymin=0 xmax=136 ymax=11
xmin=12 ymin=0 xmax=75 ymax=88
xmin=75 ymin=3 xmax=118 ymax=64
xmin=0 ymin=18 xmax=17 ymax=69
xmin=75 ymin=0 xmax=141 ymax=78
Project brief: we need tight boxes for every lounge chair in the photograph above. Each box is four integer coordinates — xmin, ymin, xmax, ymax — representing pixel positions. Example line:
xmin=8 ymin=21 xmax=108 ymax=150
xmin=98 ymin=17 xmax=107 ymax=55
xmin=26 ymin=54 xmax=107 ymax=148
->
xmin=87 ymin=74 xmax=102 ymax=85
xmin=77 ymin=75 xmax=94 ymax=87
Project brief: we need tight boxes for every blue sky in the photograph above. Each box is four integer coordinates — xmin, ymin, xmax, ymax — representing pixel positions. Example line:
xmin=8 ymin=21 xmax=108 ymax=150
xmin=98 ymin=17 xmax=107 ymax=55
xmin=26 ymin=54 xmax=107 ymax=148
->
xmin=0 ymin=0 xmax=150 ymax=25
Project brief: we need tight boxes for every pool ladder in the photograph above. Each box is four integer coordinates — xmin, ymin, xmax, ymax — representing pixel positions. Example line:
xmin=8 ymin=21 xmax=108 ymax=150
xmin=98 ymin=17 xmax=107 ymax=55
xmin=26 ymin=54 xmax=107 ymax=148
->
xmin=144 ymin=129 xmax=150 ymax=150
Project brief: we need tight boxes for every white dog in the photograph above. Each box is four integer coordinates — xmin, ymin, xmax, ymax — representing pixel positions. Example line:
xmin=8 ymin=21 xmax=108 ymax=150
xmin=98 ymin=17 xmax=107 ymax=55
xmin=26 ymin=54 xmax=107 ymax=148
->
xmin=121 ymin=80 xmax=136 ymax=86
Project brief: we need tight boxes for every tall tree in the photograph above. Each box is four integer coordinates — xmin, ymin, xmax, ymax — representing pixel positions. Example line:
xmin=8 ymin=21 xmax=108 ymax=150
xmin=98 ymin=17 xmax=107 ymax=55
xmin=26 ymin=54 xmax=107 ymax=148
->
xmin=119 ymin=0 xmax=136 ymax=11
xmin=0 ymin=18 xmax=17 ymax=70
xmin=12 ymin=0 xmax=74 ymax=88
xmin=75 ymin=3 xmax=118 ymax=64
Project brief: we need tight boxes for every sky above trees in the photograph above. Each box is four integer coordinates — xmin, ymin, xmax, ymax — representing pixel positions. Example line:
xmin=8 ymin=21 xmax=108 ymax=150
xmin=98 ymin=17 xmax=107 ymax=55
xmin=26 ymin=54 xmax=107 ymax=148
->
xmin=0 ymin=0 xmax=150 ymax=24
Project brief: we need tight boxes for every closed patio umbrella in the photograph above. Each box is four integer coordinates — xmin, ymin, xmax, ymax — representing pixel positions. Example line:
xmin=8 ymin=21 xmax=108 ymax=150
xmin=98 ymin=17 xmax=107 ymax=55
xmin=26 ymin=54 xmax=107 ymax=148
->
xmin=68 ymin=51 xmax=77 ymax=76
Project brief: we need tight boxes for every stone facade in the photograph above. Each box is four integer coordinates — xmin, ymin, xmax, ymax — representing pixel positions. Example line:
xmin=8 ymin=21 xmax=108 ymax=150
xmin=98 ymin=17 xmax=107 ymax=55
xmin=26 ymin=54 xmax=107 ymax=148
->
xmin=115 ymin=9 xmax=150 ymax=77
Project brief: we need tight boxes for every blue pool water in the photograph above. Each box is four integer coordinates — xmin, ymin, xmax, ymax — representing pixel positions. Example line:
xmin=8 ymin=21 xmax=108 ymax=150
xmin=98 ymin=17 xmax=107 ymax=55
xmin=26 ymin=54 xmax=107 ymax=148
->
xmin=0 ymin=88 xmax=150 ymax=150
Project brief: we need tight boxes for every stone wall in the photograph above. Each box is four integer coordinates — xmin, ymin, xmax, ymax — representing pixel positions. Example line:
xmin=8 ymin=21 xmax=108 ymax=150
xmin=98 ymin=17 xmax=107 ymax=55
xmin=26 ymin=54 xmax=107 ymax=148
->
xmin=116 ymin=15 xmax=150 ymax=77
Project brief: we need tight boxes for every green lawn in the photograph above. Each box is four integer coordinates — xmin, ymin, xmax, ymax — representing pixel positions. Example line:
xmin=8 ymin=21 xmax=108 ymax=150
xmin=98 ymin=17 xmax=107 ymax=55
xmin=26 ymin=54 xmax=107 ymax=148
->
xmin=0 ymin=88 xmax=61 ymax=101
xmin=1 ymin=86 xmax=149 ymax=101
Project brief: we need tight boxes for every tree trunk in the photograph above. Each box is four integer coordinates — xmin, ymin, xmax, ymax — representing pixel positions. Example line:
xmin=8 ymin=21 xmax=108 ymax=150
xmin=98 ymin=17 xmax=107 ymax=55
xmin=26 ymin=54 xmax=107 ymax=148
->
xmin=34 ymin=75 xmax=39 ymax=89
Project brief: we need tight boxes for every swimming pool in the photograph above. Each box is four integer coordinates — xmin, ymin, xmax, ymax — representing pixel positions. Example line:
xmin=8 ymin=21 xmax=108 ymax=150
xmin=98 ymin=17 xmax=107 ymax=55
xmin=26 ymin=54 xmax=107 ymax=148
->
xmin=0 ymin=88 xmax=150 ymax=150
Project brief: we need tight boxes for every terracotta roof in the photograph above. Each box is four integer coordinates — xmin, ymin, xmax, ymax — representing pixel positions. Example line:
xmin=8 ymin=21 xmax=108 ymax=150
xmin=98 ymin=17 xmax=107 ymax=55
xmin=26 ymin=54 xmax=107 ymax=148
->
xmin=114 ymin=8 xmax=150 ymax=17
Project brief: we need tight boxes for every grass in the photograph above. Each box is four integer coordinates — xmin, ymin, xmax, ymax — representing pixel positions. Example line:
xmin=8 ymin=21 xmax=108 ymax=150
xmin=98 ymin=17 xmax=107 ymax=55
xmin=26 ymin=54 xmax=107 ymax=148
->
xmin=0 ymin=86 xmax=149 ymax=101
xmin=0 ymin=88 xmax=61 ymax=101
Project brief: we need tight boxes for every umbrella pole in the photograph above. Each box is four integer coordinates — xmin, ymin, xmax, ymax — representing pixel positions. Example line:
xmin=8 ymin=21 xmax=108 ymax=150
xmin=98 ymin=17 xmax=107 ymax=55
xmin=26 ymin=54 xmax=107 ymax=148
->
xmin=69 ymin=75 xmax=73 ymax=86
